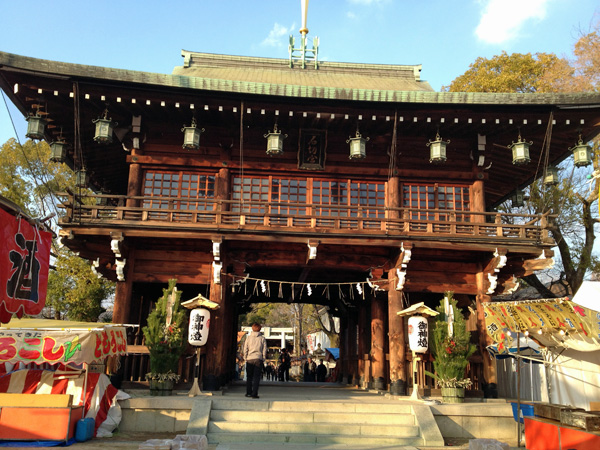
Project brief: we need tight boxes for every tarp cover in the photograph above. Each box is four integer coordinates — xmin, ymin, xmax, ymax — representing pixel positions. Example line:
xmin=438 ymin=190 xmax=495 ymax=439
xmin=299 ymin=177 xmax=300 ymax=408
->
xmin=484 ymin=283 xmax=600 ymax=410
xmin=0 ymin=208 xmax=52 ymax=324
xmin=0 ymin=318 xmax=127 ymax=366
xmin=483 ymin=297 xmax=600 ymax=352
xmin=0 ymin=367 xmax=119 ymax=436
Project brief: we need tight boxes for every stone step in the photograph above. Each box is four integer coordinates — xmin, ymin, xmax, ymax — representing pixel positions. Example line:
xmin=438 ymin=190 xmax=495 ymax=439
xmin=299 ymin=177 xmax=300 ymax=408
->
xmin=208 ymin=420 xmax=420 ymax=437
xmin=211 ymin=399 xmax=413 ymax=414
xmin=211 ymin=409 xmax=416 ymax=426
xmin=207 ymin=432 xmax=423 ymax=446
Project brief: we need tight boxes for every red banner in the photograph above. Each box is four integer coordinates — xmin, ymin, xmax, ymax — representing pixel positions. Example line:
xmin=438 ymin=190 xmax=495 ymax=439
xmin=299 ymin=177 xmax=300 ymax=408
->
xmin=0 ymin=208 xmax=52 ymax=323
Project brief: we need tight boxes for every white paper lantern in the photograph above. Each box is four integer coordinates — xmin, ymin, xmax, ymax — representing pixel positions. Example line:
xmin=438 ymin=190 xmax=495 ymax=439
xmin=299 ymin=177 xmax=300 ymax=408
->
xmin=188 ymin=308 xmax=210 ymax=346
xmin=408 ymin=315 xmax=429 ymax=353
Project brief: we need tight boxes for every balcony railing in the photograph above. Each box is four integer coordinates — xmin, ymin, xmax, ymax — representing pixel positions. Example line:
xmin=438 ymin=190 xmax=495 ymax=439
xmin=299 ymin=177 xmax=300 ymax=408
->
xmin=59 ymin=192 xmax=553 ymax=244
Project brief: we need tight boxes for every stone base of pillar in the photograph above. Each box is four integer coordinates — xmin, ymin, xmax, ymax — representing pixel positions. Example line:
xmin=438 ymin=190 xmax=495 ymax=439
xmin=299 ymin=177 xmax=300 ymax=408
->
xmin=352 ymin=375 xmax=360 ymax=386
xmin=389 ymin=379 xmax=406 ymax=396
xmin=372 ymin=377 xmax=386 ymax=391
xmin=202 ymin=374 xmax=220 ymax=391
xmin=483 ymin=382 xmax=498 ymax=398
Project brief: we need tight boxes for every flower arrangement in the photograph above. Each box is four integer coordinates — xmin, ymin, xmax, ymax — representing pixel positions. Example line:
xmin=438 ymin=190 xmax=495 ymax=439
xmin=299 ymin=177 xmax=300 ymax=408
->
xmin=426 ymin=291 xmax=476 ymax=389
xmin=142 ymin=279 xmax=187 ymax=383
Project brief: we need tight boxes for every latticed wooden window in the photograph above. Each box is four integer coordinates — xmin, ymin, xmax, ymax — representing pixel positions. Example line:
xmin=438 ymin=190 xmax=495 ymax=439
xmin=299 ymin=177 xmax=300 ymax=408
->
xmin=143 ymin=171 xmax=215 ymax=210
xmin=312 ymin=180 xmax=348 ymax=216
xmin=402 ymin=184 xmax=470 ymax=221
xmin=232 ymin=176 xmax=385 ymax=218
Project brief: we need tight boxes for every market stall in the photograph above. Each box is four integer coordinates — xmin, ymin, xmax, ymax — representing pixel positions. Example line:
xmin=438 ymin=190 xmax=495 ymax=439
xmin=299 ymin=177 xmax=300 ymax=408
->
xmin=484 ymin=285 xmax=600 ymax=449
xmin=0 ymin=317 xmax=128 ymax=443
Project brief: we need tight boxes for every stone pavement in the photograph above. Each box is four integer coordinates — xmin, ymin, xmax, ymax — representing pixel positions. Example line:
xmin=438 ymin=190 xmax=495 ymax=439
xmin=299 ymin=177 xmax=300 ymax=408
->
xmin=0 ymin=382 xmax=518 ymax=449
xmin=52 ymin=433 xmax=472 ymax=450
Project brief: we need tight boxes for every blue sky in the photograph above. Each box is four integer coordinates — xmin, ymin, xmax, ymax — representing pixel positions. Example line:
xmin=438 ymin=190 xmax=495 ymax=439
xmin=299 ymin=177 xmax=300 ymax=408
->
xmin=0 ymin=0 xmax=598 ymax=144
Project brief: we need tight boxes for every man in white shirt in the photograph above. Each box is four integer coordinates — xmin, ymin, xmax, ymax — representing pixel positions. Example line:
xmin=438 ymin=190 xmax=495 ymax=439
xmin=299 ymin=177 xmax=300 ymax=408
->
xmin=243 ymin=322 xmax=267 ymax=398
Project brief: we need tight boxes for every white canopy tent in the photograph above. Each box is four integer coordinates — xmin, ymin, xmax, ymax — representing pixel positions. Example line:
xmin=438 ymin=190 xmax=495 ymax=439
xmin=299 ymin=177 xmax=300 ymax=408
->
xmin=484 ymin=281 xmax=600 ymax=410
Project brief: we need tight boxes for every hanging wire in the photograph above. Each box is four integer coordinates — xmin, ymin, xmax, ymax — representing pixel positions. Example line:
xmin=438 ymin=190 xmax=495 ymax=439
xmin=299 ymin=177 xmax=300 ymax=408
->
xmin=532 ymin=110 xmax=554 ymax=210
xmin=238 ymin=100 xmax=244 ymax=213
xmin=387 ymin=109 xmax=398 ymax=181
xmin=1 ymin=91 xmax=62 ymax=224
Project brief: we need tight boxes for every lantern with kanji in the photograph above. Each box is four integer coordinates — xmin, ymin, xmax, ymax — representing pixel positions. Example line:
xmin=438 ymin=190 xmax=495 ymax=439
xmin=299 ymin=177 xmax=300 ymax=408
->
xmin=188 ymin=308 xmax=210 ymax=346
xmin=408 ymin=315 xmax=429 ymax=353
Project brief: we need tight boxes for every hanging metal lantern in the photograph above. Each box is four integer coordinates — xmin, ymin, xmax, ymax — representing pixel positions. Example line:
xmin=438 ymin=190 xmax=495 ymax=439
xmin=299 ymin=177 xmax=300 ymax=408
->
xmin=426 ymin=132 xmax=450 ymax=164
xmin=25 ymin=114 xmax=46 ymax=140
xmin=93 ymin=109 xmax=115 ymax=144
xmin=570 ymin=135 xmax=593 ymax=167
xmin=508 ymin=133 xmax=532 ymax=165
xmin=511 ymin=188 xmax=525 ymax=208
xmin=188 ymin=308 xmax=210 ymax=346
xmin=75 ymin=169 xmax=89 ymax=188
xmin=544 ymin=166 xmax=559 ymax=186
xmin=264 ymin=124 xmax=287 ymax=156
xmin=50 ymin=140 xmax=68 ymax=163
xmin=347 ymin=129 xmax=369 ymax=160
xmin=408 ymin=315 xmax=429 ymax=353
xmin=182 ymin=117 xmax=204 ymax=150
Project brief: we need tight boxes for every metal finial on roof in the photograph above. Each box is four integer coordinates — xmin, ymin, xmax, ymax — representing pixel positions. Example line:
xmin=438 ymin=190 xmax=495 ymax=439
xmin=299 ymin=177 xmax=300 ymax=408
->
xmin=289 ymin=0 xmax=319 ymax=69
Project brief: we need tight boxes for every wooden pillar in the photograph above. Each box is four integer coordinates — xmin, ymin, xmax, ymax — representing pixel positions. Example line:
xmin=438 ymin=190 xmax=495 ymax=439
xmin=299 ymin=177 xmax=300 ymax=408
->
xmin=126 ymin=148 xmax=144 ymax=208
xmin=339 ymin=316 xmax=349 ymax=383
xmin=347 ymin=312 xmax=359 ymax=385
xmin=203 ymin=259 xmax=228 ymax=391
xmin=472 ymin=178 xmax=485 ymax=223
xmin=357 ymin=301 xmax=369 ymax=388
xmin=388 ymin=272 xmax=407 ymax=395
xmin=370 ymin=293 xmax=386 ymax=390
xmin=476 ymin=270 xmax=498 ymax=397
xmin=113 ymin=248 xmax=135 ymax=324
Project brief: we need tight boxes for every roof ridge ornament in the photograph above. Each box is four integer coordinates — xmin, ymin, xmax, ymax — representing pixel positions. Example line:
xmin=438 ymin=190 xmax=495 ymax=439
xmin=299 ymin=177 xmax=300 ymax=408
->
xmin=289 ymin=0 xmax=319 ymax=69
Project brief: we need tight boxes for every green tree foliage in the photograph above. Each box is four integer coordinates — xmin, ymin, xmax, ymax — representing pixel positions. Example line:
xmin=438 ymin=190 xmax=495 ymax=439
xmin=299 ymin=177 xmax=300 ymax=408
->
xmin=46 ymin=247 xmax=114 ymax=321
xmin=0 ymin=139 xmax=72 ymax=217
xmin=445 ymin=23 xmax=600 ymax=294
xmin=428 ymin=293 xmax=476 ymax=387
xmin=1 ymin=137 xmax=116 ymax=320
xmin=142 ymin=279 xmax=188 ymax=376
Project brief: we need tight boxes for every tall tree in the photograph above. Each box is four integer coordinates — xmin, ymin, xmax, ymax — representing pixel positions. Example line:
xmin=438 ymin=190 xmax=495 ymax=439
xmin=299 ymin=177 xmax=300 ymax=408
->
xmin=0 ymin=138 xmax=115 ymax=319
xmin=46 ymin=247 xmax=114 ymax=321
xmin=445 ymin=24 xmax=600 ymax=296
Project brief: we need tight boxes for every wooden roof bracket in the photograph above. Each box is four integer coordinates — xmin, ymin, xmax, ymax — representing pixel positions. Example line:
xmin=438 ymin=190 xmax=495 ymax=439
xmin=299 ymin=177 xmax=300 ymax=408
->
xmin=394 ymin=242 xmax=413 ymax=291
xmin=484 ymin=248 xmax=507 ymax=295
xmin=307 ymin=240 xmax=319 ymax=263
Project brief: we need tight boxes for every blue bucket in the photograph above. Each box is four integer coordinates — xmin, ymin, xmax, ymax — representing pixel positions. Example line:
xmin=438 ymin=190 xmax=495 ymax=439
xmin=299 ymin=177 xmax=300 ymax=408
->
xmin=511 ymin=402 xmax=535 ymax=424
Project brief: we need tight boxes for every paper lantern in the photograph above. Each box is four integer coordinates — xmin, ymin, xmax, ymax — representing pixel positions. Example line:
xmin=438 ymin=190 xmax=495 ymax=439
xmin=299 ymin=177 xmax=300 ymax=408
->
xmin=408 ymin=315 xmax=429 ymax=353
xmin=188 ymin=308 xmax=210 ymax=346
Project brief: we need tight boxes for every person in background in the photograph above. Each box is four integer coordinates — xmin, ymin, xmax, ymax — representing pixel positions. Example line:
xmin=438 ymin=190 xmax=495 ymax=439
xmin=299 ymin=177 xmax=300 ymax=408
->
xmin=278 ymin=347 xmax=291 ymax=381
xmin=243 ymin=322 xmax=267 ymax=398
xmin=304 ymin=356 xmax=316 ymax=382
xmin=316 ymin=359 xmax=327 ymax=382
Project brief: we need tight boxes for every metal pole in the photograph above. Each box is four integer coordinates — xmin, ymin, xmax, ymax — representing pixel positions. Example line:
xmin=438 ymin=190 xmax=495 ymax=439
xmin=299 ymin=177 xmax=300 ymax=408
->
xmin=188 ymin=347 xmax=203 ymax=397
xmin=517 ymin=332 xmax=522 ymax=447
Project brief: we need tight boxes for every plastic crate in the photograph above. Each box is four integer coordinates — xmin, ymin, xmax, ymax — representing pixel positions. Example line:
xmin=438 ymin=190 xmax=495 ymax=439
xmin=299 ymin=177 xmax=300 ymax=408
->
xmin=511 ymin=402 xmax=535 ymax=424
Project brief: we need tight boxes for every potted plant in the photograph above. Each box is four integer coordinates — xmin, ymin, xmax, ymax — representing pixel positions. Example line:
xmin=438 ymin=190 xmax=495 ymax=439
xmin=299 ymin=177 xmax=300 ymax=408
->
xmin=426 ymin=292 xmax=476 ymax=403
xmin=142 ymin=279 xmax=188 ymax=396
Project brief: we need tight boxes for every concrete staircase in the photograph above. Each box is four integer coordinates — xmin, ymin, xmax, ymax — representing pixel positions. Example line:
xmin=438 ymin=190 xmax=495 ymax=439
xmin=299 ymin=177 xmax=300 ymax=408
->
xmin=203 ymin=397 xmax=436 ymax=446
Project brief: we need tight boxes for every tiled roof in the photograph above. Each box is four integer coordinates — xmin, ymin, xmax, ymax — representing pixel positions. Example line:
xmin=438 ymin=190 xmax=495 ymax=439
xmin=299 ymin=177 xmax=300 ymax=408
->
xmin=2 ymin=51 xmax=600 ymax=105
xmin=173 ymin=51 xmax=432 ymax=92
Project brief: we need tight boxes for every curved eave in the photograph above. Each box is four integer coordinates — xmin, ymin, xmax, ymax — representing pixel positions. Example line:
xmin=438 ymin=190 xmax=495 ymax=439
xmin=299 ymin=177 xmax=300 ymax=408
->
xmin=2 ymin=51 xmax=600 ymax=106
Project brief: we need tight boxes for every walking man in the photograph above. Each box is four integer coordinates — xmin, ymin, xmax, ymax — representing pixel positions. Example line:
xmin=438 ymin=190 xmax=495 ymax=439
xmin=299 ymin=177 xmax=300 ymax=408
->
xmin=243 ymin=322 xmax=267 ymax=398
